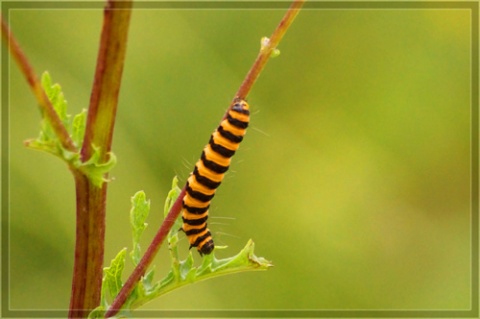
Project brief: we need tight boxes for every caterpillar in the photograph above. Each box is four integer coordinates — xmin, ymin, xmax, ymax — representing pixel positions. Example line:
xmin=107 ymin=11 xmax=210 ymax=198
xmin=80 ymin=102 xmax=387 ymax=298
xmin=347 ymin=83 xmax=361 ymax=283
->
xmin=181 ymin=98 xmax=250 ymax=255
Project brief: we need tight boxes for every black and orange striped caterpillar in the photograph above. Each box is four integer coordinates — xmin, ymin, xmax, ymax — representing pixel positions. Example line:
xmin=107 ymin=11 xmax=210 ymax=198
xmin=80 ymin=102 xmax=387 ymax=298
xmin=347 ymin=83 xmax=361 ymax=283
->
xmin=181 ymin=98 xmax=250 ymax=255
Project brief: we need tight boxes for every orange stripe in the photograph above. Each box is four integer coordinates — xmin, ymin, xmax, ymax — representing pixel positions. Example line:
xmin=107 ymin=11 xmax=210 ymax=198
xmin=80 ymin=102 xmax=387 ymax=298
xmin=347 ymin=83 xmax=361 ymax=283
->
xmin=203 ymin=144 xmax=232 ymax=167
xmin=229 ymin=109 xmax=249 ymax=123
xmin=195 ymin=159 xmax=224 ymax=183
xmin=188 ymin=228 xmax=209 ymax=242
xmin=211 ymin=131 xmax=240 ymax=151
xmin=187 ymin=174 xmax=216 ymax=195
xmin=197 ymin=235 xmax=212 ymax=249
xmin=182 ymin=210 xmax=208 ymax=221
xmin=182 ymin=223 xmax=206 ymax=233
xmin=220 ymin=119 xmax=247 ymax=137
xmin=183 ymin=194 xmax=210 ymax=208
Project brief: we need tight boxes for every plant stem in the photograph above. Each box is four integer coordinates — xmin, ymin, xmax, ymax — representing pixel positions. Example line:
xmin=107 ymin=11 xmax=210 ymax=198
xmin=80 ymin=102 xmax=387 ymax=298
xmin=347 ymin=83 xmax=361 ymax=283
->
xmin=1 ymin=17 xmax=77 ymax=152
xmin=105 ymin=1 xmax=305 ymax=317
xmin=69 ymin=1 xmax=132 ymax=318
xmin=105 ymin=187 xmax=186 ymax=318
xmin=81 ymin=0 xmax=132 ymax=162
xmin=235 ymin=0 xmax=306 ymax=100
xmin=69 ymin=171 xmax=107 ymax=319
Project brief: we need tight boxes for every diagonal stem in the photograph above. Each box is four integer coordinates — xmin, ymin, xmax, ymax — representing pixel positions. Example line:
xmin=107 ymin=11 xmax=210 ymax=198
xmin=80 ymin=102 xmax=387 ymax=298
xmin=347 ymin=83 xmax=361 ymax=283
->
xmin=235 ymin=0 xmax=306 ymax=101
xmin=105 ymin=1 xmax=306 ymax=317
xmin=1 ymin=17 xmax=77 ymax=152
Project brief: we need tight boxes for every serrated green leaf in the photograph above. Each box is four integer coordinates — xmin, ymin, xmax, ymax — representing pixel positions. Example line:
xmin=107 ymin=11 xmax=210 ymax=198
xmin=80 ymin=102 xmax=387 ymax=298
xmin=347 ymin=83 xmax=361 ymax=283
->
xmin=30 ymin=72 xmax=66 ymax=146
xmin=41 ymin=71 xmax=70 ymax=126
xmin=107 ymin=185 xmax=272 ymax=315
xmin=74 ymin=145 xmax=117 ymax=187
xmin=24 ymin=138 xmax=58 ymax=155
xmin=41 ymin=71 xmax=52 ymax=92
xmin=159 ymin=269 xmax=175 ymax=287
xmin=87 ymin=306 xmax=106 ymax=319
xmin=164 ymin=176 xmax=182 ymax=218
xmin=103 ymin=248 xmax=127 ymax=301
xmin=178 ymin=252 xmax=196 ymax=281
xmin=72 ymin=109 xmax=87 ymax=147
xmin=142 ymin=268 xmax=158 ymax=292
xmin=129 ymin=191 xmax=150 ymax=265
xmin=165 ymin=176 xmax=183 ymax=260
xmin=27 ymin=72 xmax=117 ymax=188
xmin=130 ymin=191 xmax=150 ymax=234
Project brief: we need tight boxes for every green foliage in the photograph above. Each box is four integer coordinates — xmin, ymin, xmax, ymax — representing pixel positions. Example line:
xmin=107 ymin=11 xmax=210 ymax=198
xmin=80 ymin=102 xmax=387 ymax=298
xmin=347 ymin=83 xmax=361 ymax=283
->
xmin=25 ymin=72 xmax=116 ymax=187
xmin=130 ymin=191 xmax=150 ymax=265
xmin=74 ymin=146 xmax=117 ymax=187
xmin=71 ymin=109 xmax=87 ymax=147
xmin=103 ymin=248 xmax=127 ymax=307
xmin=91 ymin=177 xmax=272 ymax=318
xmin=88 ymin=248 xmax=127 ymax=318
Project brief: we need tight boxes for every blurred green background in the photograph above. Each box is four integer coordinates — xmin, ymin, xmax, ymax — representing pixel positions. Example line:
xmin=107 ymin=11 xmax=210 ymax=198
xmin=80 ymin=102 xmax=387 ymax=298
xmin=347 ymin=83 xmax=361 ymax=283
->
xmin=7 ymin=4 xmax=472 ymax=314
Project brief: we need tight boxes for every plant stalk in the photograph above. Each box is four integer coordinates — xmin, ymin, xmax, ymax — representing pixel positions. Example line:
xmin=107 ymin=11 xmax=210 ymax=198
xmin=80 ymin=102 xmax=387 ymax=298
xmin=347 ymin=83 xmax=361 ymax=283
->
xmin=1 ymin=17 xmax=77 ymax=152
xmin=69 ymin=1 xmax=132 ymax=318
xmin=235 ymin=0 xmax=306 ymax=101
xmin=105 ymin=187 xmax=186 ymax=318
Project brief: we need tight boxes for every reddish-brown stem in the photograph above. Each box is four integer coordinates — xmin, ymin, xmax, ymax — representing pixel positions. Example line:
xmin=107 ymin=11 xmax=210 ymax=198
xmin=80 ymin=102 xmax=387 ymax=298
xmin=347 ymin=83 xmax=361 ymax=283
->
xmin=69 ymin=171 xmax=107 ymax=319
xmin=69 ymin=1 xmax=132 ymax=318
xmin=105 ymin=1 xmax=305 ymax=317
xmin=81 ymin=0 xmax=132 ymax=162
xmin=1 ymin=17 xmax=77 ymax=152
xmin=3 ymin=0 xmax=132 ymax=317
xmin=105 ymin=187 xmax=186 ymax=318
xmin=235 ymin=0 xmax=306 ymax=101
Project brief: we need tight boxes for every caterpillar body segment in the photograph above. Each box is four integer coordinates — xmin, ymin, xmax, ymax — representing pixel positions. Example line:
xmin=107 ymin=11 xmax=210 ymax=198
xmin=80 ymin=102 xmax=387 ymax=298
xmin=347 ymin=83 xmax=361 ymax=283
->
xmin=181 ymin=98 xmax=250 ymax=255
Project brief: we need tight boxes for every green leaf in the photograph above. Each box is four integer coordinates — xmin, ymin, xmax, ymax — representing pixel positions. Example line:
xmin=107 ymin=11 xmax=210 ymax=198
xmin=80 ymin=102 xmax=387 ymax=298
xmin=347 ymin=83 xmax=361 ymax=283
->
xmin=142 ymin=268 xmax=158 ymax=292
xmin=129 ymin=191 xmax=150 ymax=265
xmin=26 ymin=71 xmax=70 ymax=149
xmin=97 ymin=181 xmax=272 ymax=316
xmin=164 ymin=176 xmax=182 ymax=218
xmin=165 ymin=176 xmax=183 ymax=260
xmin=41 ymin=71 xmax=70 ymax=126
xmin=72 ymin=109 xmax=87 ymax=147
xmin=103 ymin=248 xmax=127 ymax=303
xmin=26 ymin=72 xmax=116 ymax=188
xmin=87 ymin=307 xmax=106 ymax=319
xmin=128 ymin=239 xmax=272 ymax=311
xmin=73 ymin=145 xmax=117 ymax=188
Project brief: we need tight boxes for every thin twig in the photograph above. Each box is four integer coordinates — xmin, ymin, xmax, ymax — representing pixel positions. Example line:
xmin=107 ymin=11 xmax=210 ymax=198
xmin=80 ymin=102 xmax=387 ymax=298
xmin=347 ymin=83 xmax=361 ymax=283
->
xmin=105 ymin=187 xmax=186 ymax=318
xmin=235 ymin=0 xmax=306 ymax=101
xmin=105 ymin=1 xmax=305 ymax=317
xmin=1 ymin=17 xmax=77 ymax=152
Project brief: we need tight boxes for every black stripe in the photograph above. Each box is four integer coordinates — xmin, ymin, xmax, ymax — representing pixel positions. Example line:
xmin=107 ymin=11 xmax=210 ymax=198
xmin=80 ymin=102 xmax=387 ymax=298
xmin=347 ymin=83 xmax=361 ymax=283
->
xmin=185 ymin=225 xmax=207 ymax=236
xmin=186 ymin=183 xmax=215 ymax=202
xmin=193 ymin=166 xmax=222 ymax=189
xmin=182 ymin=215 xmax=208 ymax=226
xmin=209 ymin=135 xmax=236 ymax=158
xmin=227 ymin=113 xmax=249 ymax=129
xmin=201 ymin=151 xmax=229 ymax=174
xmin=218 ymin=125 xmax=244 ymax=144
xmin=191 ymin=230 xmax=212 ymax=247
xmin=183 ymin=202 xmax=210 ymax=214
